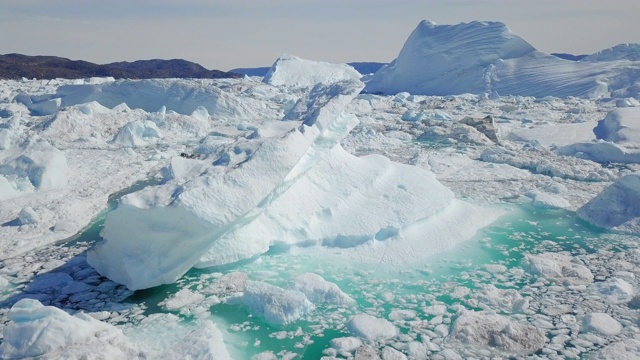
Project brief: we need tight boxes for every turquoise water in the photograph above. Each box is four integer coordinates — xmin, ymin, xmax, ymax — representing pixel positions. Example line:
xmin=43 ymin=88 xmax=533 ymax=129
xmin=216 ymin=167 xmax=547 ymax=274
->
xmin=47 ymin=190 xmax=638 ymax=358
xmin=116 ymin=205 xmax=626 ymax=358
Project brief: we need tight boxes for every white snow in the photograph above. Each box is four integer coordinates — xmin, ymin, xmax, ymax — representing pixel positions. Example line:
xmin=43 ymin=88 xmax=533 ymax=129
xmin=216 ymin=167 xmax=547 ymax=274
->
xmin=347 ymin=314 xmax=397 ymax=342
xmin=263 ymin=54 xmax=361 ymax=88
xmin=240 ymin=280 xmax=315 ymax=326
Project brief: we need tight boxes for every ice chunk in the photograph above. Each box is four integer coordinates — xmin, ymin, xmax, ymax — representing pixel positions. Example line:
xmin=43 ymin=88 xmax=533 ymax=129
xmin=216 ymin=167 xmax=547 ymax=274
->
xmin=0 ymin=175 xmax=18 ymax=200
xmin=451 ymin=310 xmax=546 ymax=354
xmin=290 ymin=273 xmax=355 ymax=306
xmin=582 ymin=313 xmax=623 ymax=336
xmin=476 ymin=284 xmax=525 ymax=313
xmin=596 ymin=277 xmax=635 ymax=302
xmin=594 ymin=107 xmax=640 ymax=144
xmin=381 ymin=346 xmax=408 ymax=360
xmin=18 ymin=206 xmax=39 ymax=225
xmin=6 ymin=139 xmax=69 ymax=190
xmin=240 ymin=281 xmax=314 ymax=326
xmin=165 ymin=321 xmax=232 ymax=360
xmin=111 ymin=120 xmax=162 ymax=147
xmin=330 ymin=337 xmax=363 ymax=353
xmin=0 ymin=127 xmax=13 ymax=150
xmin=527 ymin=191 xmax=570 ymax=209
xmin=0 ymin=299 xmax=124 ymax=358
xmin=347 ymin=314 xmax=397 ymax=342
xmin=523 ymin=252 xmax=593 ymax=285
xmin=159 ymin=288 xmax=206 ymax=311
xmin=578 ymin=173 xmax=640 ymax=234
xmin=263 ymin=54 xmax=361 ymax=88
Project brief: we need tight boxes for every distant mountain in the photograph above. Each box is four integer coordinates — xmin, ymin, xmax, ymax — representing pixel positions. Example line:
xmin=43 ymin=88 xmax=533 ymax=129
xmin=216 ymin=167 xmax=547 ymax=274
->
xmin=230 ymin=62 xmax=386 ymax=77
xmin=0 ymin=54 xmax=242 ymax=80
xmin=551 ymin=53 xmax=587 ymax=61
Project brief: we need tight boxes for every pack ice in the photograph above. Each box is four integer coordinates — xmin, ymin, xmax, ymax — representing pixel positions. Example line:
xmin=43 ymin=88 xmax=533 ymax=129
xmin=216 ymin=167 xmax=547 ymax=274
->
xmin=365 ymin=20 xmax=640 ymax=98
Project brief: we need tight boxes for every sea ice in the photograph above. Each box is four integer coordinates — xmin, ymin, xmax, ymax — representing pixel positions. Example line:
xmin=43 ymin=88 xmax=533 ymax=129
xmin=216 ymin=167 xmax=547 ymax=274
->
xmin=347 ymin=314 xmax=398 ymax=342
xmin=240 ymin=281 xmax=314 ymax=326
xmin=578 ymin=173 xmax=640 ymax=234
xmin=450 ymin=310 xmax=546 ymax=354
xmin=523 ymin=252 xmax=594 ymax=285
xmin=289 ymin=273 xmax=355 ymax=306
xmin=330 ymin=337 xmax=363 ymax=353
xmin=0 ymin=299 xmax=129 ymax=358
xmin=581 ymin=313 xmax=623 ymax=336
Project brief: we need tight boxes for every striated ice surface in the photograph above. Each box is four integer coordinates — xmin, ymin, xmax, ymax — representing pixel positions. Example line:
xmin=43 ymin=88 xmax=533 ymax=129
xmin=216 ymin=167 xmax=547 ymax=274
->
xmin=365 ymin=20 xmax=640 ymax=98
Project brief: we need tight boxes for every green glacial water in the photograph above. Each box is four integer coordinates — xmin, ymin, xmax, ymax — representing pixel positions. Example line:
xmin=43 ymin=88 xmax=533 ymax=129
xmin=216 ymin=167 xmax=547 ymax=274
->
xmin=46 ymin=177 xmax=636 ymax=359
xmin=106 ymin=204 xmax=624 ymax=358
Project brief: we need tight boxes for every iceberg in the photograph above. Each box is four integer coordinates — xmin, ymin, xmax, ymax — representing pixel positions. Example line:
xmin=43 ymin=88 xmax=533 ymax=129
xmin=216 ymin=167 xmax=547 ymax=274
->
xmin=365 ymin=20 xmax=640 ymax=98
xmin=263 ymin=54 xmax=361 ymax=88
xmin=86 ymin=78 xmax=471 ymax=290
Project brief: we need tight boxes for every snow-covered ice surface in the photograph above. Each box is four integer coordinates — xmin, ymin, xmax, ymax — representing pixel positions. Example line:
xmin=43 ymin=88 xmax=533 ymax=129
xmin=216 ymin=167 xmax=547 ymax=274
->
xmin=1 ymin=36 xmax=640 ymax=358
xmin=365 ymin=20 xmax=640 ymax=98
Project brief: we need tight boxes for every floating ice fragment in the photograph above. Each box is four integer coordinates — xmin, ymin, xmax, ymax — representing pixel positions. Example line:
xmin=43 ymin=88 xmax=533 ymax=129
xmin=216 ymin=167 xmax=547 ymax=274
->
xmin=18 ymin=206 xmax=39 ymax=225
xmin=290 ymin=273 xmax=355 ymax=306
xmin=347 ymin=314 xmax=398 ymax=342
xmin=0 ymin=299 xmax=129 ymax=358
xmin=241 ymin=281 xmax=314 ymax=326
xmin=330 ymin=337 xmax=363 ymax=353
xmin=451 ymin=310 xmax=546 ymax=354
xmin=582 ymin=313 xmax=623 ymax=336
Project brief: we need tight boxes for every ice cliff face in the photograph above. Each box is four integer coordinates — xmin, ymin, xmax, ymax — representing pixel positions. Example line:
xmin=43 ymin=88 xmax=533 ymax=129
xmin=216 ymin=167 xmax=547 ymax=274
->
xmin=365 ymin=20 xmax=640 ymax=98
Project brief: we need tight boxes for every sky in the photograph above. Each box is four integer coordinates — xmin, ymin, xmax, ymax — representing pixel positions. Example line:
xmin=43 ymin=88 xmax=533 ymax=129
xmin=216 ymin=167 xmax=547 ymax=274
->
xmin=1 ymin=0 xmax=639 ymax=71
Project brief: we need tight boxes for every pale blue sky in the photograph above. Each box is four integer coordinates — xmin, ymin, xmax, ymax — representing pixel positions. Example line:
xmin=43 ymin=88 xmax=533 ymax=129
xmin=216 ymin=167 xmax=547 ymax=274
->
xmin=1 ymin=0 xmax=638 ymax=70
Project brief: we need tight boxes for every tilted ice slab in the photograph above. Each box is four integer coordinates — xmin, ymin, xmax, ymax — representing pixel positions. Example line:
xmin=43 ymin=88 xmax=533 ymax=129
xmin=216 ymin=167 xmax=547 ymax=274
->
xmin=263 ymin=54 xmax=362 ymax=88
xmin=365 ymin=20 xmax=640 ymax=98
xmin=578 ymin=173 xmax=640 ymax=234
xmin=87 ymin=78 xmax=498 ymax=290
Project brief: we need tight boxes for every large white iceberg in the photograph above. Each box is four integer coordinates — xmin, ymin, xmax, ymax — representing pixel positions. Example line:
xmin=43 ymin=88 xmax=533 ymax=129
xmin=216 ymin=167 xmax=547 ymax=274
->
xmin=87 ymin=78 xmax=500 ymax=290
xmin=364 ymin=20 xmax=640 ymax=98
xmin=263 ymin=54 xmax=361 ymax=88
